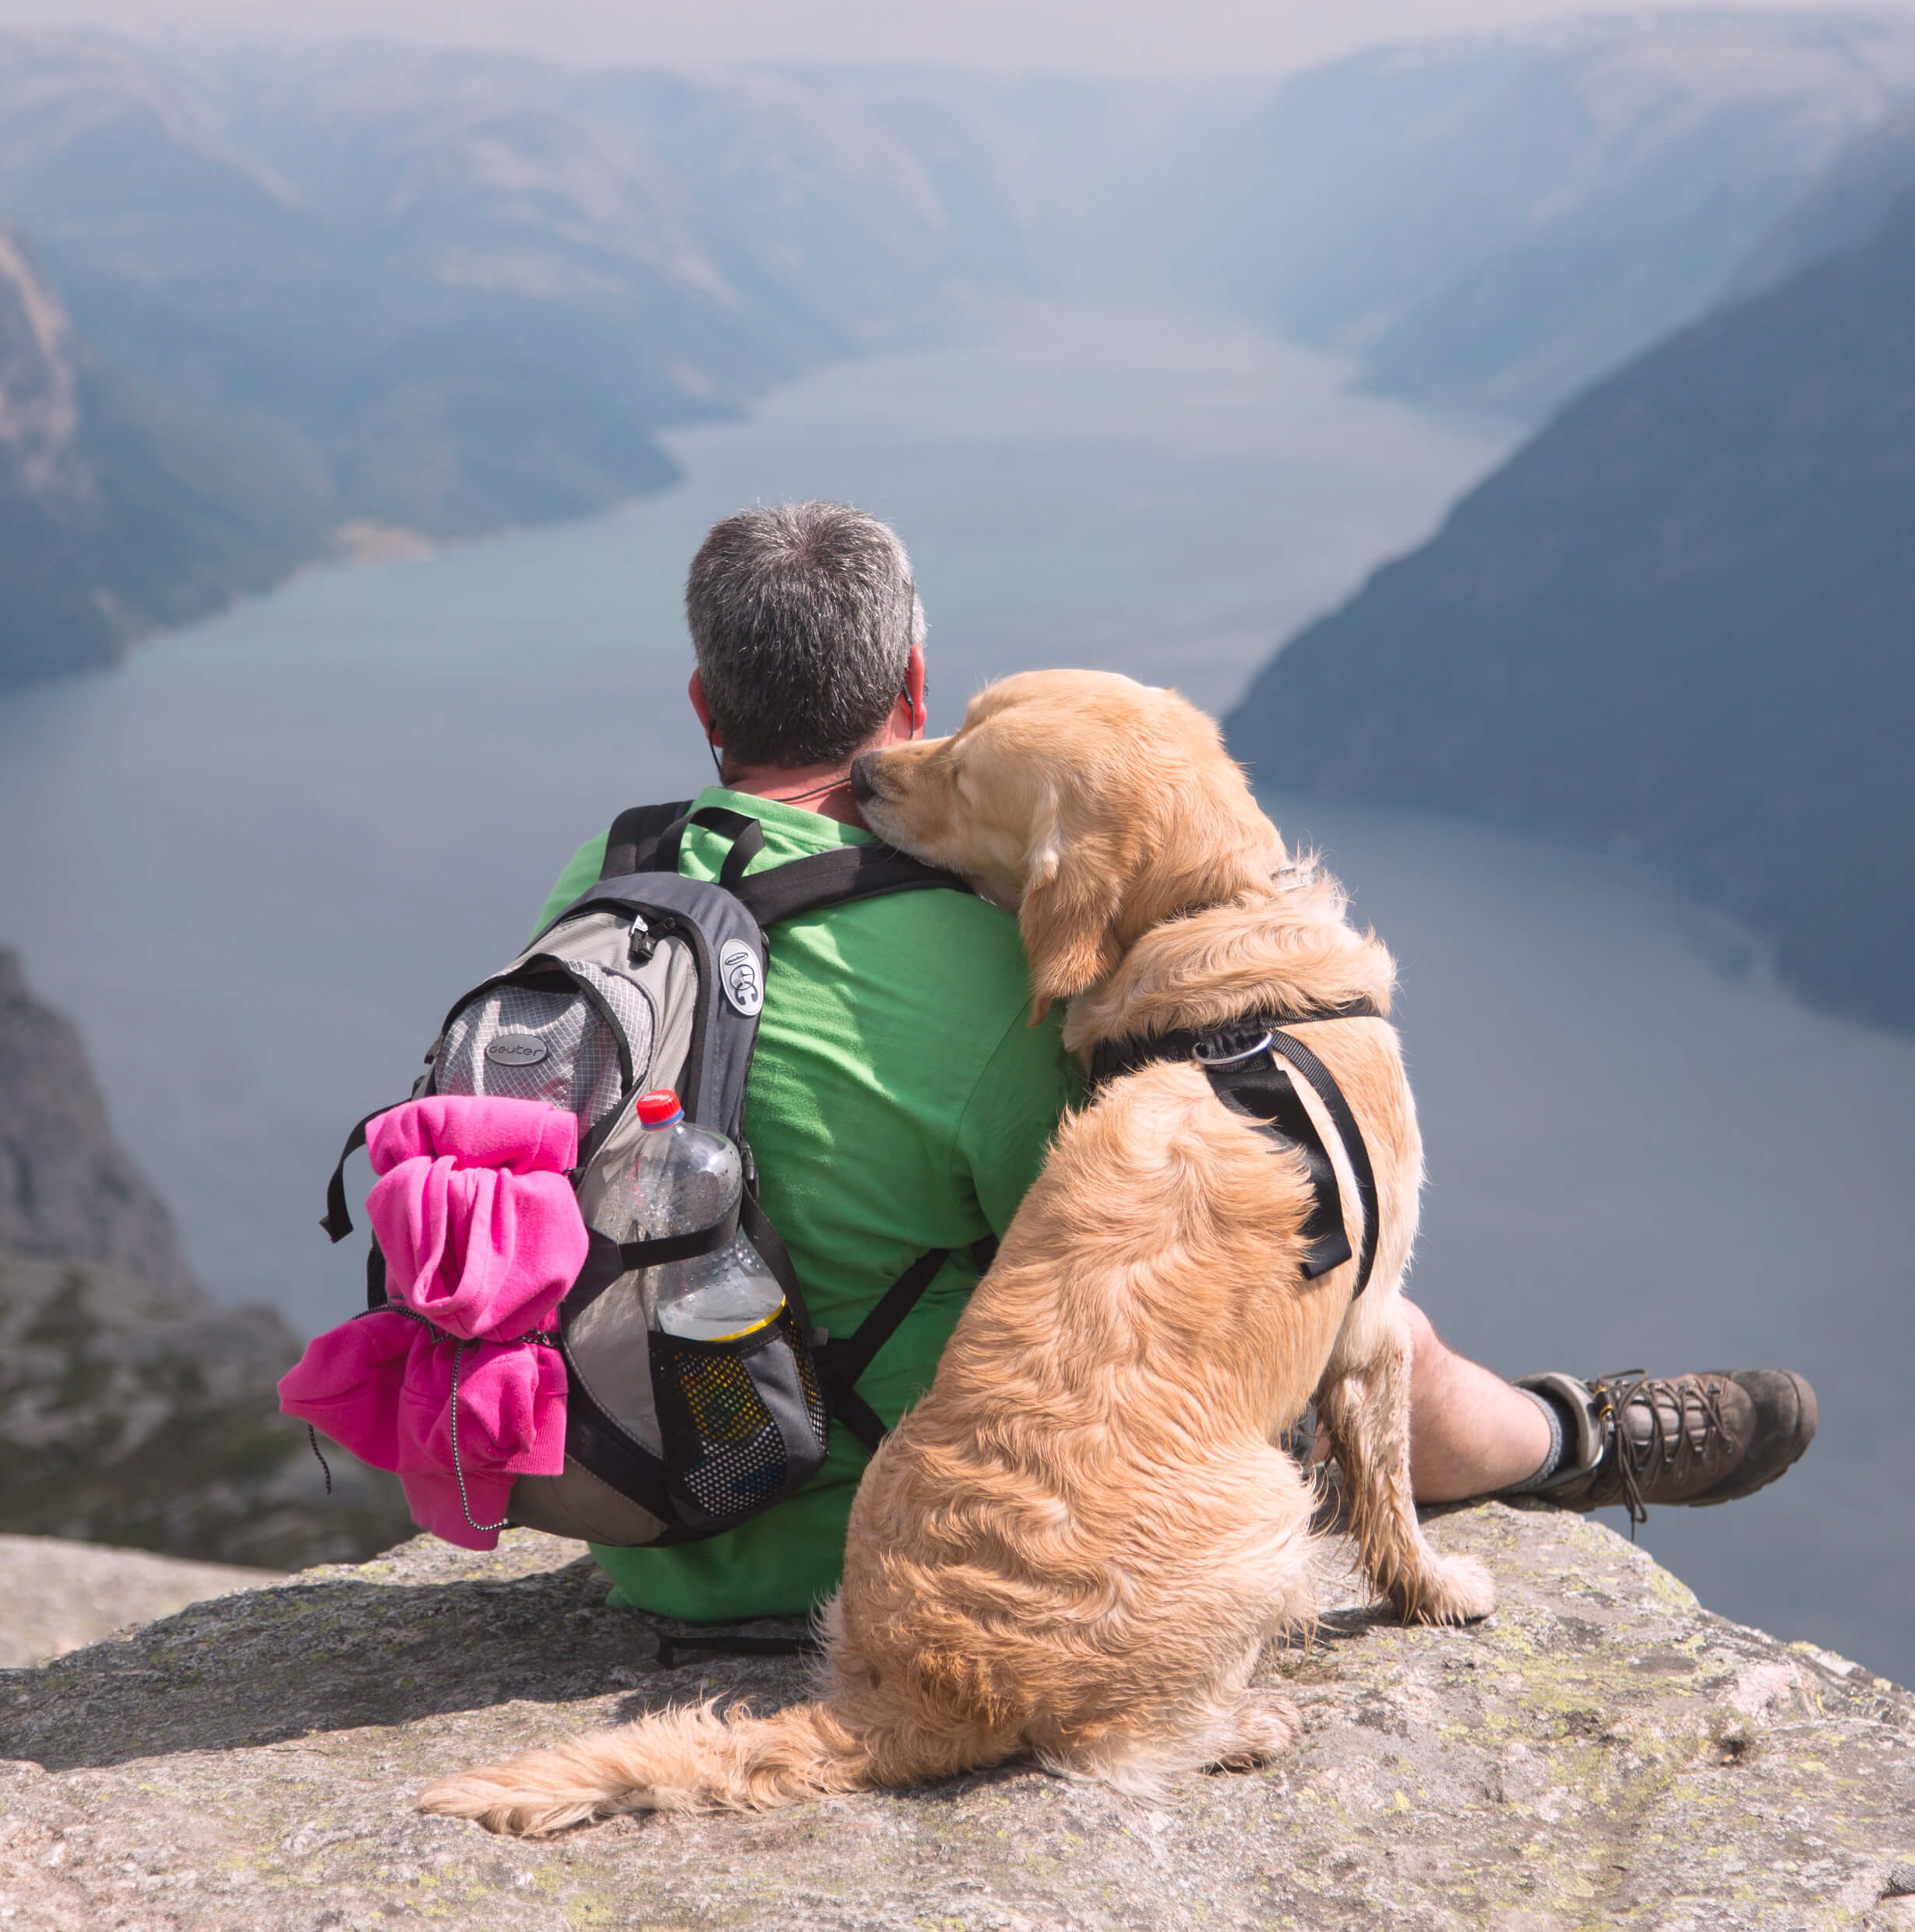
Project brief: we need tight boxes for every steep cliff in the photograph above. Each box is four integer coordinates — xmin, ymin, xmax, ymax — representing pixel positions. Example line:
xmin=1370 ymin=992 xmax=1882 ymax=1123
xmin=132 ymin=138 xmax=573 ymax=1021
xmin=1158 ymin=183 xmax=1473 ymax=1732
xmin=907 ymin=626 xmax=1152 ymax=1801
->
xmin=1225 ymin=173 xmax=1915 ymax=1032
xmin=0 ymin=949 xmax=411 ymax=1566
xmin=0 ymin=236 xmax=330 ymax=686
xmin=2 ymin=1507 xmax=1910 ymax=1929
xmin=0 ymin=948 xmax=200 ymax=1301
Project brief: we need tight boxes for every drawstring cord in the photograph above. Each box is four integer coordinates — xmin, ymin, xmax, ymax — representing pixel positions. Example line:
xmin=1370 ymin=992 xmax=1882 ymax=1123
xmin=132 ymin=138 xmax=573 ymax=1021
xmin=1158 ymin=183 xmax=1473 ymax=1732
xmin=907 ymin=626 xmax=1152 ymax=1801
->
xmin=447 ymin=1337 xmax=510 ymax=1536
xmin=310 ymin=1303 xmax=559 ymax=1535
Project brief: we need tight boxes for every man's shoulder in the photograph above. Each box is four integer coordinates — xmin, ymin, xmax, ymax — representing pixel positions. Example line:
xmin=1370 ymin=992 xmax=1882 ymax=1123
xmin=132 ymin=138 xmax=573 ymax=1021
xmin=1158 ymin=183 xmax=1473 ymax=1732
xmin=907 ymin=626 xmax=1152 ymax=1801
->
xmin=788 ymin=873 xmax=1031 ymax=996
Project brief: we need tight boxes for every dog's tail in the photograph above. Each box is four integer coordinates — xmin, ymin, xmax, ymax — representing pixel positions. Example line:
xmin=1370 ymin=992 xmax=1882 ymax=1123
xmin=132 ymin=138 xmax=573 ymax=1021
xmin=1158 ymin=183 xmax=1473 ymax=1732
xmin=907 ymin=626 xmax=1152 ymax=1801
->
xmin=417 ymin=1698 xmax=880 ymax=1836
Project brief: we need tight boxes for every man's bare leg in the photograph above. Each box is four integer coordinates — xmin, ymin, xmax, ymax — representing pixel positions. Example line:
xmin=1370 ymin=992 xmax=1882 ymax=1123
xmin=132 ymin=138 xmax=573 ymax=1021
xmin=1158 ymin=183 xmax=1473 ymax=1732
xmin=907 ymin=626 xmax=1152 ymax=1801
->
xmin=1401 ymin=1299 xmax=1554 ymax=1501
xmin=1391 ymin=1299 xmax=1817 ymax=1516
xmin=1310 ymin=1299 xmax=1554 ymax=1497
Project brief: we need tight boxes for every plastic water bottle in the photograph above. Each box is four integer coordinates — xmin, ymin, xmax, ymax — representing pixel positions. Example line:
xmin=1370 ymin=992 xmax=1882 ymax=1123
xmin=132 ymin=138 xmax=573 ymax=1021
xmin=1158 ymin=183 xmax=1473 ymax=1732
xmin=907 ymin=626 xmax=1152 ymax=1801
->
xmin=617 ymin=1088 xmax=785 ymax=1341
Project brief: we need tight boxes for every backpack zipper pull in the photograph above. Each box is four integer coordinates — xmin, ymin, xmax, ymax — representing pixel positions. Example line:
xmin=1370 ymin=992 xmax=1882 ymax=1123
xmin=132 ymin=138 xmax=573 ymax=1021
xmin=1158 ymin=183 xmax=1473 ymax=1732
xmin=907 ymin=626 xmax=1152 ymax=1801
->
xmin=628 ymin=913 xmax=655 ymax=964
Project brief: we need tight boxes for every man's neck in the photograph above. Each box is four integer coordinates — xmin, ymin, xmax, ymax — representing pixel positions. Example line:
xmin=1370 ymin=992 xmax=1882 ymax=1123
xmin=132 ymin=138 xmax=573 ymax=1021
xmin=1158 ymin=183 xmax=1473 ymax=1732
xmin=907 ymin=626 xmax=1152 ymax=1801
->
xmin=717 ymin=760 xmax=864 ymax=830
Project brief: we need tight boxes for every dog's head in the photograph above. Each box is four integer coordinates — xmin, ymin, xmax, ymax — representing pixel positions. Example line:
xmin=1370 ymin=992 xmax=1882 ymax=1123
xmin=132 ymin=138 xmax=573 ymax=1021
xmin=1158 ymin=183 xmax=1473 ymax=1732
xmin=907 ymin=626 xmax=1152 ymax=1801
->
xmin=853 ymin=670 xmax=1285 ymax=1018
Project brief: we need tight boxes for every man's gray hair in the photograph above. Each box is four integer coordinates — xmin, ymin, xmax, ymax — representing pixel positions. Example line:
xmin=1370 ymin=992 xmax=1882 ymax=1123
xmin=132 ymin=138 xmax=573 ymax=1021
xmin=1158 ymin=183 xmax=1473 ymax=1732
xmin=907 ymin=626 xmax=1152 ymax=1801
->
xmin=686 ymin=501 xmax=924 ymax=770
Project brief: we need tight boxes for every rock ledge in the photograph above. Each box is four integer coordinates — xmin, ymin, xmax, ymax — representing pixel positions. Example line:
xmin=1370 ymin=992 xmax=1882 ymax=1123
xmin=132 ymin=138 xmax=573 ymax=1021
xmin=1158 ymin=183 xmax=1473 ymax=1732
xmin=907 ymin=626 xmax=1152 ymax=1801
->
xmin=2 ymin=1504 xmax=1912 ymax=1930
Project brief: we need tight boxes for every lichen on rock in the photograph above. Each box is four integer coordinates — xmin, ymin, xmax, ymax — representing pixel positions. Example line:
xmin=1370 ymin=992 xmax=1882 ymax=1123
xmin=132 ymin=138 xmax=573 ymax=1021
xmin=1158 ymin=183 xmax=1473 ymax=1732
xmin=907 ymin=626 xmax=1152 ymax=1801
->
xmin=2 ymin=1502 xmax=1911 ymax=1930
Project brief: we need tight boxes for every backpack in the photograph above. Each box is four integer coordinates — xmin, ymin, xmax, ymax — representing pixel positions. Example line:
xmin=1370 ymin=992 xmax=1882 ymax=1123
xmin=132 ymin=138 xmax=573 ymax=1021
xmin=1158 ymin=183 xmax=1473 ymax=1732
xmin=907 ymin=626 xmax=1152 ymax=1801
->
xmin=319 ymin=800 xmax=985 ymax=1547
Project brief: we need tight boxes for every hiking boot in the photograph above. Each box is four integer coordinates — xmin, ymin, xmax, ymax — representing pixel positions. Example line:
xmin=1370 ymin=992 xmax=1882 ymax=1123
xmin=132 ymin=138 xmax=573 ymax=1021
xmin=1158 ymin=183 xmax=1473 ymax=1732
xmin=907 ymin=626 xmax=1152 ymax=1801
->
xmin=1512 ymin=1369 xmax=1817 ymax=1526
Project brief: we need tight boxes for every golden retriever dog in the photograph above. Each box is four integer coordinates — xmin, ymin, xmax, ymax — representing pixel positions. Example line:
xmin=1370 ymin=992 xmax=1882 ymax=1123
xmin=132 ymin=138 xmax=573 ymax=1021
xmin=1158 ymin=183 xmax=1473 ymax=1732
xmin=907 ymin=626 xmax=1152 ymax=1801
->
xmin=419 ymin=669 xmax=1493 ymax=1836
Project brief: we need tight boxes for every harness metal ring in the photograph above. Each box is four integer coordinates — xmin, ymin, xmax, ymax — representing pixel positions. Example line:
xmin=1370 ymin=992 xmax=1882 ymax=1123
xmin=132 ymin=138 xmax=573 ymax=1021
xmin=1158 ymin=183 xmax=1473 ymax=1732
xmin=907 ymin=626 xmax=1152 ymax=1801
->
xmin=1191 ymin=1029 xmax=1275 ymax=1070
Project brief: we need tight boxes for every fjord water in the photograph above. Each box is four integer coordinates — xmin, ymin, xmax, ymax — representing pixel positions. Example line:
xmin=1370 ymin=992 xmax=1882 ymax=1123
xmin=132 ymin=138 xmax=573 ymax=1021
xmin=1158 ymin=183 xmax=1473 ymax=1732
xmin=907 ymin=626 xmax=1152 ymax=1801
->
xmin=2 ymin=305 xmax=1909 ymax=1675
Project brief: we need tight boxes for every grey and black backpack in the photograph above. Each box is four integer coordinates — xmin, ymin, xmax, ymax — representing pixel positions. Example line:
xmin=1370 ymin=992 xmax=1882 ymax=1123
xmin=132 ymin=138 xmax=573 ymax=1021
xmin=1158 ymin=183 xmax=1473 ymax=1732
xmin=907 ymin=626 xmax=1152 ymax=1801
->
xmin=321 ymin=802 xmax=985 ymax=1547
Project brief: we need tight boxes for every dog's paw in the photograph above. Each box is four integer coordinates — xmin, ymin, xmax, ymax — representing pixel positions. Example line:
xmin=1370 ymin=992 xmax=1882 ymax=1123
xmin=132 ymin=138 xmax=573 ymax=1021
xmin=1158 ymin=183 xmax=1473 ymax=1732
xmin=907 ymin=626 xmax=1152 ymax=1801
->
xmin=1401 ymin=1553 xmax=1496 ymax=1627
xmin=1209 ymin=1692 xmax=1302 ymax=1772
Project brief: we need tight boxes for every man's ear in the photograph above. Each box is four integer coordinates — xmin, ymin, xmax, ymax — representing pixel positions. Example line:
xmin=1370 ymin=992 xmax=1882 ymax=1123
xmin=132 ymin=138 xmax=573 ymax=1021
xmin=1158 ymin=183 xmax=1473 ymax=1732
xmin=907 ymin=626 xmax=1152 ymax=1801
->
xmin=1018 ymin=789 xmax=1126 ymax=1023
xmin=905 ymin=642 xmax=927 ymax=737
xmin=688 ymin=668 xmax=715 ymax=737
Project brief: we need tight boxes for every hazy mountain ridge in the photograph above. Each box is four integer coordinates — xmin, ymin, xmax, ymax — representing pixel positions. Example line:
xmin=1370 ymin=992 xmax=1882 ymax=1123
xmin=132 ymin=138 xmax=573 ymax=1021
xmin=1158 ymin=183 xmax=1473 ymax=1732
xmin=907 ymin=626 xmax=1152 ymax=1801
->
xmin=1726 ymin=95 xmax=1915 ymax=294
xmin=0 ymin=33 xmax=1056 ymax=685
xmin=1224 ymin=164 xmax=1915 ymax=1032
xmin=5 ymin=18 xmax=1915 ymax=685
xmin=1187 ymin=9 xmax=1915 ymax=418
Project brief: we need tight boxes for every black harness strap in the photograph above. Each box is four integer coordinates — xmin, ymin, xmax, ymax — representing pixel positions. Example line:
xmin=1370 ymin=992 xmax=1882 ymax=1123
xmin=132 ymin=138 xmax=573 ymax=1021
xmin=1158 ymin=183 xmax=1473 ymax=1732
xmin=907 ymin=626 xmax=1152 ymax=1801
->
xmin=1085 ymin=999 xmax=1382 ymax=1079
xmin=1262 ymin=1027 xmax=1385 ymax=1302
xmin=1208 ymin=1056 xmax=1352 ymax=1280
xmin=1089 ymin=999 xmax=1386 ymax=1299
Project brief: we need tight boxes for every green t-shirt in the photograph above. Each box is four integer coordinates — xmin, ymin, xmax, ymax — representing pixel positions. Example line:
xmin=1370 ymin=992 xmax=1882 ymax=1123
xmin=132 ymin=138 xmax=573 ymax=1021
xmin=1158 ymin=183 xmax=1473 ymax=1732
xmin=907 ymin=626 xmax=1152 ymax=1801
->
xmin=534 ymin=788 xmax=1080 ymax=1621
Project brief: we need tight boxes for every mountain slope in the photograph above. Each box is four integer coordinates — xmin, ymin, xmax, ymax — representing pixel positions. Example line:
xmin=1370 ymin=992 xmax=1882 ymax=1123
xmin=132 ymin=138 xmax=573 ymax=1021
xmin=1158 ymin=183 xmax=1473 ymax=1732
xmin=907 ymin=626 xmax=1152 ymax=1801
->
xmin=1187 ymin=11 xmax=1915 ymax=418
xmin=1726 ymin=97 xmax=1915 ymax=296
xmin=0 ymin=33 xmax=1049 ymax=686
xmin=1224 ymin=186 xmax=1915 ymax=1031
xmin=0 ymin=230 xmax=334 ymax=686
xmin=0 ymin=949 xmax=411 ymax=1565
xmin=5 ymin=22 xmax=1914 ymax=687
xmin=0 ymin=36 xmax=1043 ymax=464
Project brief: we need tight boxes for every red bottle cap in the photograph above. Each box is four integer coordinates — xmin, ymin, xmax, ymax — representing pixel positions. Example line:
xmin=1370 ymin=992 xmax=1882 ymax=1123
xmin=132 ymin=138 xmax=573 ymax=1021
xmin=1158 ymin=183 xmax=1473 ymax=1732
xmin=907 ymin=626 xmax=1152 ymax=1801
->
xmin=635 ymin=1088 xmax=683 ymax=1127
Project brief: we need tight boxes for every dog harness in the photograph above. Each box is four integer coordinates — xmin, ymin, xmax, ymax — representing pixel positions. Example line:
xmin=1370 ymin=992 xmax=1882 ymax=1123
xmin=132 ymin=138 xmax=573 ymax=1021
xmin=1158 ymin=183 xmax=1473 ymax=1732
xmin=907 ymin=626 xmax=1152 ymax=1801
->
xmin=1088 ymin=999 xmax=1384 ymax=1298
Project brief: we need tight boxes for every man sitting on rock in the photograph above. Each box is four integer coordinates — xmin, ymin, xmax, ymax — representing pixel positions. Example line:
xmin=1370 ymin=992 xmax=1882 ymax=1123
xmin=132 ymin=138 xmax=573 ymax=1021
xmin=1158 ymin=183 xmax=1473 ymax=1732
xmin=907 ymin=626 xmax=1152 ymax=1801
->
xmin=533 ymin=499 xmax=1818 ymax=1623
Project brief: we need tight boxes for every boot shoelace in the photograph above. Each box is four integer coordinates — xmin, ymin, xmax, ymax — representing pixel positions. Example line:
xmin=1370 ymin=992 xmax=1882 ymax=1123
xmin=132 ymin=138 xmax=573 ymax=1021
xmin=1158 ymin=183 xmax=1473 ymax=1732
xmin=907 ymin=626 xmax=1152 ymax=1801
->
xmin=1591 ymin=1369 xmax=1734 ymax=1531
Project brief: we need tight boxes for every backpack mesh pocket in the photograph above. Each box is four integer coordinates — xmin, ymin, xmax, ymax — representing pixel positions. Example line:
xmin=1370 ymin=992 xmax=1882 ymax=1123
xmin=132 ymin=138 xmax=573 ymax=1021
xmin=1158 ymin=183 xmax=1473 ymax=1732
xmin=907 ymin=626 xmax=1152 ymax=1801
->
xmin=650 ymin=1309 xmax=829 ymax=1527
xmin=434 ymin=961 xmax=653 ymax=1133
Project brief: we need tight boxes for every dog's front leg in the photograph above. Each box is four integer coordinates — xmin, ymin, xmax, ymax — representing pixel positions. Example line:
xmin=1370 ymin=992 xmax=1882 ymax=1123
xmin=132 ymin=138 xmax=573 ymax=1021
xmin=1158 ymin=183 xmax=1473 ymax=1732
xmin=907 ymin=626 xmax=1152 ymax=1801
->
xmin=1317 ymin=1299 xmax=1496 ymax=1626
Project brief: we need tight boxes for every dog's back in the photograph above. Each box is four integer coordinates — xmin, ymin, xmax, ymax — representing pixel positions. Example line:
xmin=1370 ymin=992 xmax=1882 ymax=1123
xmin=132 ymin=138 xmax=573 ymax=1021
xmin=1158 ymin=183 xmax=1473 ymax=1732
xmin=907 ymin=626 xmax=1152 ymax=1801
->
xmin=830 ymin=1057 xmax=1329 ymax=1791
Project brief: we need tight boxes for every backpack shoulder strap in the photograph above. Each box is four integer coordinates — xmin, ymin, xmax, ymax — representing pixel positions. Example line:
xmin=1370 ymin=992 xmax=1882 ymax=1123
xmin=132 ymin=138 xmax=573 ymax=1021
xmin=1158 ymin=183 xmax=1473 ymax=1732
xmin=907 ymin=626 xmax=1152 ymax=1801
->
xmin=721 ymin=833 xmax=979 ymax=1448
xmin=602 ymin=802 xmax=982 ymax=1451
xmin=730 ymin=844 xmax=972 ymax=928
xmin=613 ymin=801 xmax=973 ymax=925
xmin=601 ymin=800 xmax=696 ymax=880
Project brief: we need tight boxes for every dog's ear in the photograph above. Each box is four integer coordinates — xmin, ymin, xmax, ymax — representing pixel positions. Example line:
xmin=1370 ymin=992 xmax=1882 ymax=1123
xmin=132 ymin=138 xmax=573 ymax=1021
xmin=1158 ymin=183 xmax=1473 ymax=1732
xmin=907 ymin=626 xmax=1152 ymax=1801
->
xmin=1018 ymin=788 xmax=1127 ymax=1023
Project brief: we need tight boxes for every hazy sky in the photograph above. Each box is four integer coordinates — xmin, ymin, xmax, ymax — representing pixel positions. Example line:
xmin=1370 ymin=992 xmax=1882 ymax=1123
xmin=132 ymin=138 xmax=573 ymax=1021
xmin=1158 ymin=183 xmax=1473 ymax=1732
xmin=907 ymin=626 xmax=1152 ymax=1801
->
xmin=8 ymin=0 xmax=1913 ymax=76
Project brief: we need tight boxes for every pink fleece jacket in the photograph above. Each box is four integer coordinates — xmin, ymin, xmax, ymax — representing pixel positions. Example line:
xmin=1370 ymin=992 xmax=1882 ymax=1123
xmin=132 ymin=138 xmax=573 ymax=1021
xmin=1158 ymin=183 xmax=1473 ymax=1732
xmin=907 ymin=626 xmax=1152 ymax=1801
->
xmin=279 ymin=1095 xmax=586 ymax=1550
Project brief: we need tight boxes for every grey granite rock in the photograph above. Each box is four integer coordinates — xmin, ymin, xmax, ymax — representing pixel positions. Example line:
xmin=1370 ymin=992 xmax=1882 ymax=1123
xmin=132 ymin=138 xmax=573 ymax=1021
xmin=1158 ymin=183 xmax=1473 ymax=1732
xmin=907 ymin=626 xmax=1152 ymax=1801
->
xmin=0 ymin=1534 xmax=281 ymax=1667
xmin=0 ymin=948 xmax=201 ymax=1306
xmin=2 ymin=1503 xmax=1910 ymax=1930
xmin=0 ymin=950 xmax=414 ymax=1568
